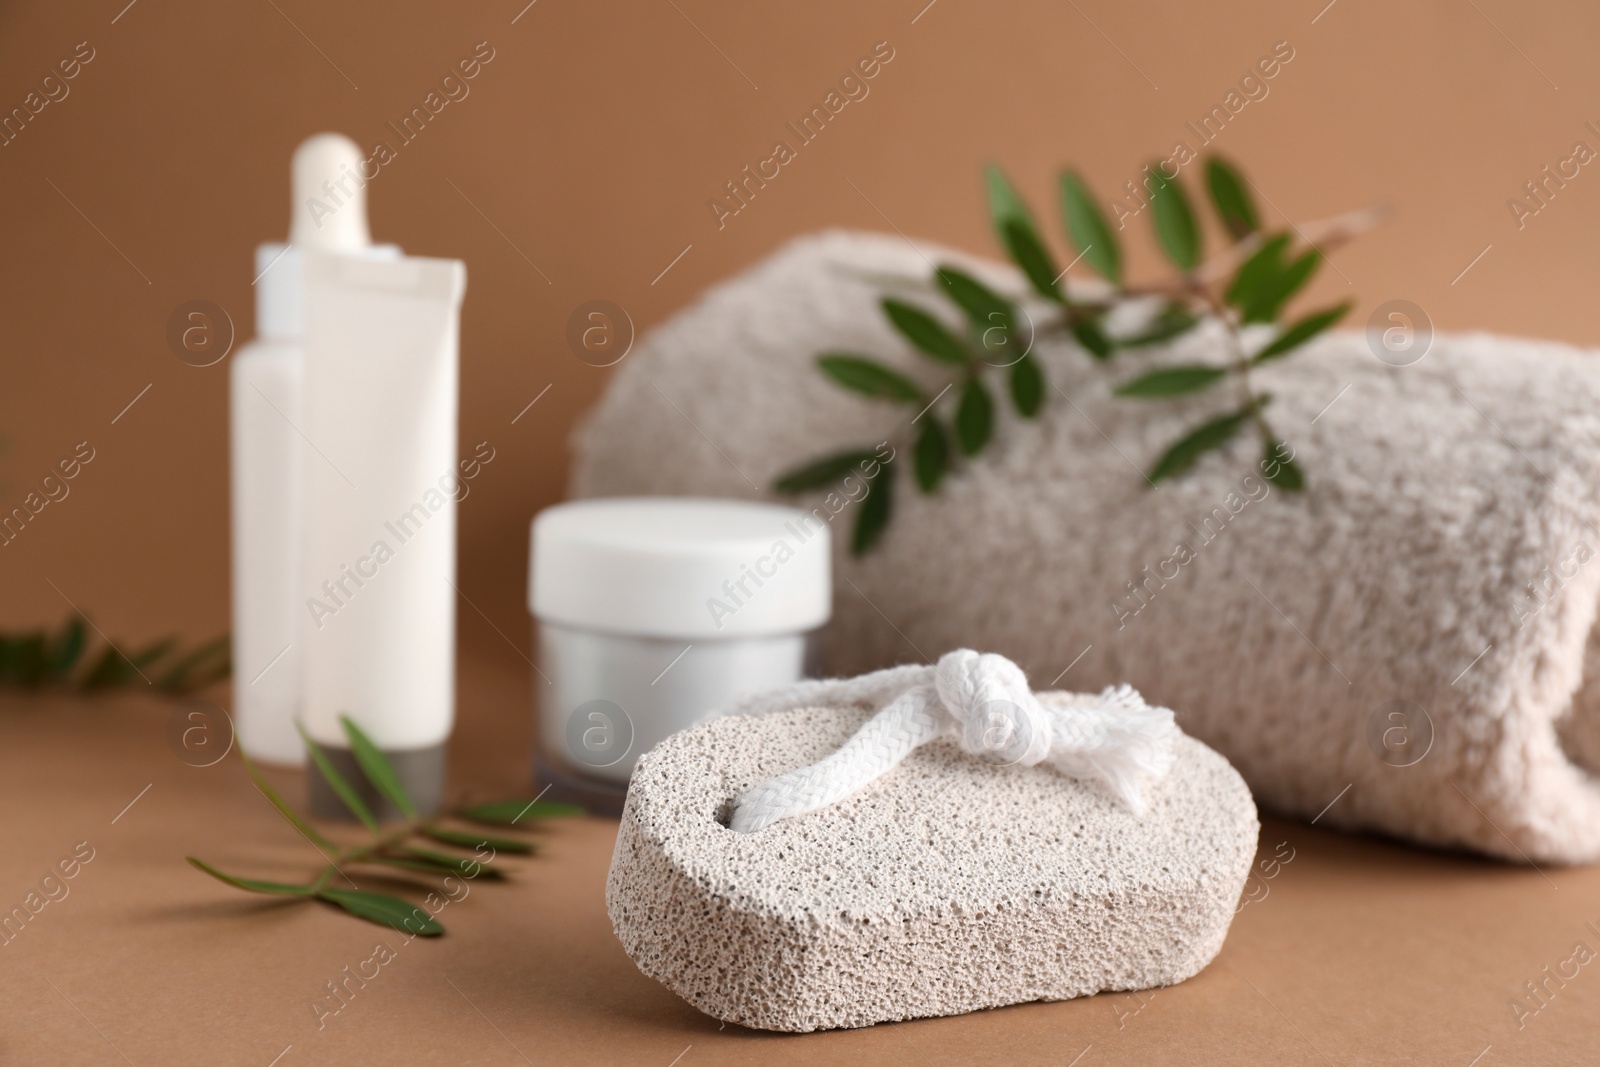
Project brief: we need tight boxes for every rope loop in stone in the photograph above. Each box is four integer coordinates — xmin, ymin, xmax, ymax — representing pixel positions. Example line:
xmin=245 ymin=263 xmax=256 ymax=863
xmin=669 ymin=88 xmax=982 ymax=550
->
xmin=727 ymin=649 xmax=1180 ymax=833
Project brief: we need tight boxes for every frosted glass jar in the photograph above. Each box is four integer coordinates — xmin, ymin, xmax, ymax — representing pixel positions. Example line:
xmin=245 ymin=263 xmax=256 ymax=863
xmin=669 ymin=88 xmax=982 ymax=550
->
xmin=529 ymin=498 xmax=831 ymax=809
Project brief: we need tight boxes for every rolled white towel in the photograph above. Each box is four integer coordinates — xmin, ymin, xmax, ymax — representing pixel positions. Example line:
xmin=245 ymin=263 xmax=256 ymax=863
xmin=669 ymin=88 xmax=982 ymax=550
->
xmin=573 ymin=229 xmax=1600 ymax=865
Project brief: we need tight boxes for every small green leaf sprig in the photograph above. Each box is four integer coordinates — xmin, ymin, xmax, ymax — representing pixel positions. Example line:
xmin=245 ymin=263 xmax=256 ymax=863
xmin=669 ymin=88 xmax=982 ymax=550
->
xmin=0 ymin=614 xmax=229 ymax=695
xmin=775 ymin=156 xmax=1361 ymax=553
xmin=188 ymin=716 xmax=579 ymax=936
xmin=774 ymin=270 xmax=1045 ymax=554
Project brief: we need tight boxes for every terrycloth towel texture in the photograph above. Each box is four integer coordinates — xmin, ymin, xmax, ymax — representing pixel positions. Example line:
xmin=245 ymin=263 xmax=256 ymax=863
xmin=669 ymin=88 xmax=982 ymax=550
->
xmin=573 ymin=230 xmax=1600 ymax=865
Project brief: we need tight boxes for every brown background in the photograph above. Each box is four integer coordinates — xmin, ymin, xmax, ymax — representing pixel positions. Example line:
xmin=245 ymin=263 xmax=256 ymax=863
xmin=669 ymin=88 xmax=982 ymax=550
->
xmin=1 ymin=0 xmax=1597 ymax=648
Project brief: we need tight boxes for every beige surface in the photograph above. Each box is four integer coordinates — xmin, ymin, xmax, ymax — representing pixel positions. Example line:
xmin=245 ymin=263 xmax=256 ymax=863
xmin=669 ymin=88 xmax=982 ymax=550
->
xmin=2 ymin=653 xmax=1599 ymax=1065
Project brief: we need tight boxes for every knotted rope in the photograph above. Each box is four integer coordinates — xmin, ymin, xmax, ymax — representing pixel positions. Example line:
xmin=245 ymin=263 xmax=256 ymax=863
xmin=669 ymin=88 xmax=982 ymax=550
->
xmin=727 ymin=649 xmax=1180 ymax=833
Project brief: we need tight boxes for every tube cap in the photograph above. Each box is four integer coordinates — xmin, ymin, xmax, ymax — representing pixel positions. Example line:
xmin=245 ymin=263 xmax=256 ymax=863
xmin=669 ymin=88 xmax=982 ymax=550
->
xmin=531 ymin=498 xmax=832 ymax=640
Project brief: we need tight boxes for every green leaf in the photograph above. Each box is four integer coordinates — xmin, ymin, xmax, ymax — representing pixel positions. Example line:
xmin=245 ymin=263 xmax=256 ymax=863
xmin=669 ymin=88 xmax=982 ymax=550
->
xmin=986 ymin=164 xmax=1037 ymax=234
xmin=360 ymin=849 xmax=505 ymax=881
xmin=355 ymin=855 xmax=459 ymax=878
xmin=458 ymin=799 xmax=584 ymax=826
xmin=295 ymin=723 xmax=379 ymax=832
xmin=1253 ymin=303 xmax=1350 ymax=364
xmin=936 ymin=265 xmax=1015 ymax=338
xmin=1242 ymin=249 xmax=1322 ymax=324
xmin=912 ymin=416 xmax=950 ymax=493
xmin=317 ymin=889 xmax=443 ymax=936
xmin=1147 ymin=165 xmax=1201 ymax=273
xmin=1010 ymin=355 xmax=1045 ymax=417
xmin=5 ymin=634 xmax=47 ymax=687
xmin=986 ymin=165 xmax=1062 ymax=301
xmin=421 ymin=826 xmax=534 ymax=855
xmin=852 ymin=463 xmax=894 ymax=555
xmin=1002 ymin=220 xmax=1064 ymax=303
xmin=80 ymin=644 xmax=131 ymax=689
xmin=129 ymin=636 xmax=178 ymax=672
xmin=772 ymin=450 xmax=878 ymax=493
xmin=882 ymin=299 xmax=969 ymax=365
xmin=955 ymin=378 xmax=993 ymax=455
xmin=187 ymin=857 xmax=313 ymax=896
xmin=48 ymin=617 xmax=85 ymax=679
xmin=1060 ymin=172 xmax=1121 ymax=285
xmin=1263 ymin=441 xmax=1306 ymax=491
xmin=154 ymin=636 xmax=230 ymax=694
xmin=1120 ymin=304 xmax=1201 ymax=348
xmin=339 ymin=715 xmax=416 ymax=820
xmin=1148 ymin=409 xmax=1252 ymax=483
xmin=817 ymin=354 xmax=923 ymax=403
xmin=1205 ymin=157 xmax=1259 ymax=241
xmin=936 ymin=265 xmax=1022 ymax=361
xmin=1114 ymin=365 xmax=1229 ymax=398
xmin=243 ymin=751 xmax=336 ymax=852
xmin=81 ymin=636 xmax=174 ymax=689
xmin=393 ymin=846 xmax=505 ymax=879
xmin=1225 ymin=235 xmax=1290 ymax=311
xmin=1071 ymin=318 xmax=1114 ymax=360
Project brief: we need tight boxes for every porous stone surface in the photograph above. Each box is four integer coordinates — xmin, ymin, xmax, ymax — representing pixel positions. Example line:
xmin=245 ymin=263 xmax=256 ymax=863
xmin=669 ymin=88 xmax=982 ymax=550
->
xmin=607 ymin=700 xmax=1259 ymax=1032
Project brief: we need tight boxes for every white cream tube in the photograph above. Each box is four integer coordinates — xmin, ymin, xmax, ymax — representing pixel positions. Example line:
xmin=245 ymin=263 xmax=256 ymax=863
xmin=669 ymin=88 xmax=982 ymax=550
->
xmin=299 ymin=251 xmax=466 ymax=817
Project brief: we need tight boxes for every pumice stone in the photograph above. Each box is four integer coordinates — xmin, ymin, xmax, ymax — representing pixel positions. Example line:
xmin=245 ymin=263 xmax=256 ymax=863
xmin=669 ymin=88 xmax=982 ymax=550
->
xmin=607 ymin=654 xmax=1259 ymax=1032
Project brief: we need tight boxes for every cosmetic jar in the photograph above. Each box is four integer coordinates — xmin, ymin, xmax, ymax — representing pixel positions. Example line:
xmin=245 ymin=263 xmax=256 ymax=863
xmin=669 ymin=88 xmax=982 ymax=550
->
xmin=529 ymin=497 xmax=831 ymax=810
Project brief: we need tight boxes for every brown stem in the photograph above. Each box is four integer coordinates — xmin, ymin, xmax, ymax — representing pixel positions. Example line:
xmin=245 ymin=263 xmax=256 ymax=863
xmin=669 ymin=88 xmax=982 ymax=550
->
xmin=1189 ymin=277 xmax=1276 ymax=450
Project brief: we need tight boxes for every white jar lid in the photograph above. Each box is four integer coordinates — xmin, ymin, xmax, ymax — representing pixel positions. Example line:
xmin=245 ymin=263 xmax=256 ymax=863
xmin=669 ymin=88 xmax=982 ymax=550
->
xmin=530 ymin=497 xmax=832 ymax=639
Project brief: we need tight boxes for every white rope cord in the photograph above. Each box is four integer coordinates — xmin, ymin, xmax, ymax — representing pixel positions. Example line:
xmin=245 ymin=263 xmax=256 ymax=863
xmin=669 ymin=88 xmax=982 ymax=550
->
xmin=727 ymin=649 xmax=1180 ymax=833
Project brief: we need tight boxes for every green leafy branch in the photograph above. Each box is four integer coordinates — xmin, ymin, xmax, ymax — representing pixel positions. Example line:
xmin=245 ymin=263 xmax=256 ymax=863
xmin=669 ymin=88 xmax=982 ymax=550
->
xmin=775 ymin=156 xmax=1366 ymax=553
xmin=188 ymin=716 xmax=579 ymax=936
xmin=0 ymin=614 xmax=229 ymax=695
xmin=774 ymin=273 xmax=1045 ymax=553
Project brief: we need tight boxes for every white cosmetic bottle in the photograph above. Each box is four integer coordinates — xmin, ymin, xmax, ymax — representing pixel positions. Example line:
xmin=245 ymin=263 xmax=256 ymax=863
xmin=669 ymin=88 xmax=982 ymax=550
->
xmin=299 ymin=246 xmax=467 ymax=819
xmin=230 ymin=133 xmax=383 ymax=766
